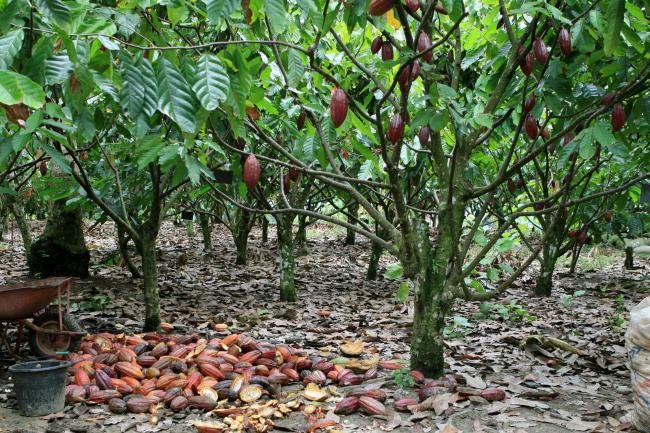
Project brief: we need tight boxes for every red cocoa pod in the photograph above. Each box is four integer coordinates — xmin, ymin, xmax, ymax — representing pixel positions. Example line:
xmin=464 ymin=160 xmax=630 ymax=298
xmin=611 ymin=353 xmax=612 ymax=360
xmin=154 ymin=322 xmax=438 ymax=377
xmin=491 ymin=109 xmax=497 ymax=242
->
xmin=524 ymin=93 xmax=535 ymax=114
xmin=434 ymin=3 xmax=448 ymax=14
xmin=417 ymin=32 xmax=433 ymax=63
xmin=200 ymin=363 xmax=225 ymax=380
xmin=314 ymin=361 xmax=335 ymax=374
xmin=155 ymin=374 xmax=177 ymax=390
xmin=533 ymin=37 xmax=548 ymax=64
xmin=89 ymin=389 xmax=121 ymax=404
xmin=296 ymin=358 xmax=312 ymax=371
xmin=611 ymin=103 xmax=625 ymax=132
xmin=115 ymin=361 xmax=144 ymax=380
xmin=296 ymin=111 xmax=306 ymax=131
xmin=507 ymin=178 xmax=515 ymax=193
xmin=368 ymin=0 xmax=396 ymax=16
xmin=398 ymin=64 xmax=412 ymax=92
xmin=150 ymin=344 xmax=169 ymax=358
xmin=188 ymin=396 xmax=218 ymax=410
xmin=39 ymin=161 xmax=47 ymax=176
xmin=387 ymin=113 xmax=404 ymax=144
xmin=137 ymin=355 xmax=157 ymax=367
xmin=481 ymin=387 xmax=506 ymax=401
xmin=75 ymin=370 xmax=90 ymax=386
xmin=65 ymin=385 xmax=87 ymax=403
xmin=151 ymin=357 xmax=171 ymax=371
xmin=303 ymin=370 xmax=326 ymax=385
xmin=563 ymin=132 xmax=575 ymax=146
xmin=378 ymin=360 xmax=402 ymax=370
xmin=541 ymin=127 xmax=550 ymax=141
xmin=330 ymin=87 xmax=348 ymax=128
xmin=524 ymin=114 xmax=538 ymax=139
xmin=267 ymin=371 xmax=290 ymax=384
xmin=578 ymin=229 xmax=587 ymax=244
xmin=381 ymin=41 xmax=393 ymax=61
xmin=95 ymin=369 xmax=114 ymax=390
xmin=122 ymin=376 xmax=141 ymax=389
xmin=95 ymin=353 xmax=118 ymax=365
xmin=371 ymin=36 xmax=383 ymax=54
xmin=243 ymin=154 xmax=261 ymax=190
xmin=163 ymin=387 xmax=183 ymax=403
xmin=410 ymin=60 xmax=421 ymax=80
xmin=170 ymin=395 xmax=189 ymax=411
xmin=568 ymin=229 xmax=578 ymax=238
xmin=601 ymin=92 xmax=617 ymax=106
xmin=108 ymin=398 xmax=128 ymax=414
xmin=418 ymin=126 xmax=430 ymax=147
xmin=126 ymin=396 xmax=154 ymax=413
xmin=559 ymin=27 xmax=571 ymax=56
xmin=334 ymin=396 xmax=359 ymax=415
xmin=359 ymin=396 xmax=386 ymax=415
xmin=117 ymin=348 xmax=137 ymax=363
xmin=405 ymin=0 xmax=419 ymax=12
xmin=347 ymin=389 xmax=387 ymax=402
xmin=520 ymin=51 xmax=533 ymax=76
xmin=288 ymin=167 xmax=300 ymax=182
xmin=339 ymin=374 xmax=363 ymax=386
xmin=533 ymin=202 xmax=544 ymax=211
xmin=517 ymin=177 xmax=524 ymax=189
xmin=604 ymin=209 xmax=612 ymax=223
xmin=282 ymin=174 xmax=291 ymax=195
xmin=394 ymin=397 xmax=417 ymax=412
xmin=362 ymin=367 xmax=378 ymax=381
xmin=409 ymin=370 xmax=425 ymax=383
xmin=166 ymin=378 xmax=188 ymax=390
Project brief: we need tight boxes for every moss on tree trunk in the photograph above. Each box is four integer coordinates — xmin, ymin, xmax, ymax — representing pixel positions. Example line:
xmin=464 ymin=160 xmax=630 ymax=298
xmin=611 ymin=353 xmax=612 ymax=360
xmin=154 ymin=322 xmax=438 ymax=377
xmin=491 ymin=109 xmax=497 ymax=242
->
xmin=276 ymin=215 xmax=296 ymax=302
xmin=366 ymin=241 xmax=383 ymax=280
xmin=28 ymin=200 xmax=89 ymax=278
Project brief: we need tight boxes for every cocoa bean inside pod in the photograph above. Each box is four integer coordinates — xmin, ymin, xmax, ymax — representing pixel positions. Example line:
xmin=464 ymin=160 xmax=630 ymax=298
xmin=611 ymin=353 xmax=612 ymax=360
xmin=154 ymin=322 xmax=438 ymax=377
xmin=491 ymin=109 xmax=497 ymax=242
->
xmin=239 ymin=385 xmax=263 ymax=403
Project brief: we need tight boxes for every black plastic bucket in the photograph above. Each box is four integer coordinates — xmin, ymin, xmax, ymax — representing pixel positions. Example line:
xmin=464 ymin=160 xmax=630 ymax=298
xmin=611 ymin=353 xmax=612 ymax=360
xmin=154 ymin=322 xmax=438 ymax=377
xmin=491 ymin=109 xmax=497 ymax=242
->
xmin=8 ymin=360 xmax=71 ymax=416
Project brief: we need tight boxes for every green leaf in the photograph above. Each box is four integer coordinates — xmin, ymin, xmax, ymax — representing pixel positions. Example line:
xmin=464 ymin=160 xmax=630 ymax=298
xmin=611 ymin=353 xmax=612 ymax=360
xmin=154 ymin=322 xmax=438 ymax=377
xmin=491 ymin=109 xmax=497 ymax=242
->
xmin=192 ymin=54 xmax=230 ymax=111
xmin=155 ymin=58 xmax=197 ymax=134
xmin=136 ymin=134 xmax=164 ymax=169
xmin=396 ymin=281 xmax=410 ymax=303
xmin=184 ymin=155 xmax=202 ymax=184
xmin=604 ymin=0 xmax=625 ymax=56
xmin=286 ymin=50 xmax=304 ymax=86
xmin=437 ymin=83 xmax=457 ymax=100
xmin=593 ymin=121 xmax=616 ymax=146
xmin=203 ymin=0 xmax=238 ymax=26
xmin=0 ymin=30 xmax=24 ymax=70
xmin=0 ymin=71 xmax=45 ymax=108
xmin=0 ymin=0 xmax=19 ymax=33
xmin=35 ymin=0 xmax=71 ymax=29
xmin=120 ymin=53 xmax=144 ymax=119
xmin=39 ymin=143 xmax=71 ymax=174
xmin=138 ymin=56 xmax=158 ymax=117
xmin=384 ymin=262 xmax=403 ymax=279
xmin=265 ymin=0 xmax=287 ymax=33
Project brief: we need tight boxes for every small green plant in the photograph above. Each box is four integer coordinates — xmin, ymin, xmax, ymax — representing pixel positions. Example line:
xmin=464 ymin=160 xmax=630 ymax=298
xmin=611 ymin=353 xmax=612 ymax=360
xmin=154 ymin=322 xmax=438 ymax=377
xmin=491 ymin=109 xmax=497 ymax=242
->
xmin=562 ymin=290 xmax=586 ymax=309
xmin=494 ymin=301 xmax=536 ymax=322
xmin=392 ymin=368 xmax=416 ymax=388
xmin=444 ymin=316 xmax=472 ymax=338
xmin=611 ymin=294 xmax=627 ymax=327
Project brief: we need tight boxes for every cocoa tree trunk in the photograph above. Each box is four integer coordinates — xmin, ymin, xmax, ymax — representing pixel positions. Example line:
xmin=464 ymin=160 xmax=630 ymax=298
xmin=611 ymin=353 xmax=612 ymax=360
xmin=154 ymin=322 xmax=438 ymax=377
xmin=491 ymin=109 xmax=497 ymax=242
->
xmin=276 ymin=214 xmax=296 ymax=302
xmin=261 ymin=217 xmax=268 ymax=243
xmin=186 ymin=220 xmax=195 ymax=237
xmin=0 ymin=198 xmax=8 ymax=241
xmin=345 ymin=201 xmax=358 ymax=245
xmin=28 ymin=199 xmax=89 ymax=278
xmin=569 ymin=243 xmax=582 ymax=274
xmin=232 ymin=208 xmax=253 ymax=265
xmin=295 ymin=214 xmax=308 ymax=256
xmin=117 ymin=226 xmax=141 ymax=279
xmin=138 ymin=231 xmax=160 ymax=332
xmin=534 ymin=243 xmax=558 ymax=296
xmin=366 ymin=240 xmax=383 ymax=280
xmin=199 ymin=213 xmax=212 ymax=251
xmin=7 ymin=198 xmax=32 ymax=253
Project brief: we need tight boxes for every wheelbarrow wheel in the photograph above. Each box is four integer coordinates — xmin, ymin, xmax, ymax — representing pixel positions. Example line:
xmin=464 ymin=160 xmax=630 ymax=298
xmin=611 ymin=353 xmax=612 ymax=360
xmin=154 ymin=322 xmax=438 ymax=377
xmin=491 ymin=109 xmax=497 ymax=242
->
xmin=28 ymin=309 xmax=82 ymax=358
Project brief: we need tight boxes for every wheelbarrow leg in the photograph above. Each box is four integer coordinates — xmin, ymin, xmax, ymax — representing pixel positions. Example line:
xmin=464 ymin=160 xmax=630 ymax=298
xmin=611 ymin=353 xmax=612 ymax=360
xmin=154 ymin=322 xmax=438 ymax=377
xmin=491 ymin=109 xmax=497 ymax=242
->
xmin=15 ymin=322 xmax=24 ymax=355
xmin=0 ymin=322 xmax=19 ymax=359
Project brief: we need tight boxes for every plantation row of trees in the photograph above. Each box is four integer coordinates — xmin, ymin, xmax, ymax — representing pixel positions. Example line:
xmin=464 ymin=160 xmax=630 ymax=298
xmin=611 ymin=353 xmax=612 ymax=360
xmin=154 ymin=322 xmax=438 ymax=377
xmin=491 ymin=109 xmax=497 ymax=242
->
xmin=1 ymin=0 xmax=649 ymax=376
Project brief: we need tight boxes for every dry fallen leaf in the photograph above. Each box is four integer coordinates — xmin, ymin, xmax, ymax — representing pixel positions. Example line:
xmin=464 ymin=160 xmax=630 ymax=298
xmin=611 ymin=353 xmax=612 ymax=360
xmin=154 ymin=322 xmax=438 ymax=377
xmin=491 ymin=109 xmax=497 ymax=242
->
xmin=340 ymin=340 xmax=364 ymax=356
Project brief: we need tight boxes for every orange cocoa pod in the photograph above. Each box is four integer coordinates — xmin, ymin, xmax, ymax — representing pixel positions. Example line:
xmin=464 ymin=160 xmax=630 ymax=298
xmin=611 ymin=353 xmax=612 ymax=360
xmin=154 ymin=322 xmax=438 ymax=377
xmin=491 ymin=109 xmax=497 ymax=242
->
xmin=221 ymin=334 xmax=239 ymax=347
xmin=75 ymin=370 xmax=91 ymax=386
xmin=239 ymin=350 xmax=261 ymax=364
xmin=165 ymin=378 xmax=188 ymax=390
xmin=126 ymin=396 xmax=154 ymax=413
xmin=199 ymin=364 xmax=225 ymax=380
xmin=187 ymin=371 xmax=203 ymax=390
xmin=115 ymin=362 xmax=144 ymax=379
xmin=121 ymin=376 xmax=141 ymax=389
xmin=359 ymin=396 xmax=386 ymax=415
xmin=155 ymin=374 xmax=178 ymax=390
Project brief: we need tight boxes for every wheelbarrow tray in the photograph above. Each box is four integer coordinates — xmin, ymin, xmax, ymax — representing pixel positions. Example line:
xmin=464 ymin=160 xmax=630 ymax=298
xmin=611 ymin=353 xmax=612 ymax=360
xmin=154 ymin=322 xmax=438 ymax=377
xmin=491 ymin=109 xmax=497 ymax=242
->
xmin=0 ymin=277 xmax=71 ymax=321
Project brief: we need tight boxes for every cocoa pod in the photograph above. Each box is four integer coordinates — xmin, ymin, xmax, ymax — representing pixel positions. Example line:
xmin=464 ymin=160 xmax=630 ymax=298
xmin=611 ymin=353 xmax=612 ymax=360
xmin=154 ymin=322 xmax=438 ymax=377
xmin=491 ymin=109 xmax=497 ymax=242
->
xmin=267 ymin=371 xmax=290 ymax=384
xmin=359 ymin=396 xmax=386 ymax=415
xmin=378 ymin=360 xmax=402 ymax=370
xmin=541 ymin=127 xmax=550 ymax=141
xmin=577 ymin=229 xmax=587 ymax=244
xmin=126 ymin=396 xmax=154 ymax=413
xmin=334 ymin=396 xmax=359 ymax=415
xmin=604 ymin=209 xmax=612 ymax=223
xmin=394 ymin=397 xmax=417 ymax=412
xmin=95 ymin=369 xmax=114 ymax=390
xmin=559 ymin=27 xmax=571 ymax=57
xmin=115 ymin=361 xmax=144 ymax=379
xmin=524 ymin=93 xmax=535 ymax=114
xmin=330 ymin=87 xmax=348 ymax=128
xmin=410 ymin=60 xmax=421 ymax=80
xmin=170 ymin=395 xmax=189 ymax=411
xmin=165 ymin=378 xmax=188 ymax=390
xmin=368 ymin=0 xmax=396 ymax=16
xmin=200 ymin=363 xmax=225 ymax=380
xmin=156 ymin=374 xmax=178 ymax=389
xmin=601 ymin=92 xmax=617 ymax=106
xmin=297 ymin=111 xmax=306 ymax=130
xmin=371 ymin=36 xmax=383 ymax=54
xmin=517 ymin=177 xmax=524 ymax=189
xmin=481 ymin=387 xmax=506 ymax=401
xmin=283 ymin=174 xmax=291 ymax=195
xmin=524 ymin=114 xmax=538 ymax=139
xmin=239 ymin=385 xmax=263 ymax=403
xmin=164 ymin=387 xmax=183 ymax=403
xmin=150 ymin=344 xmax=169 ymax=358
xmin=417 ymin=126 xmax=430 ymax=147
xmin=117 ymin=348 xmax=136 ymax=363
xmin=611 ymin=103 xmax=625 ymax=132
xmin=338 ymin=374 xmax=363 ymax=386
xmin=75 ymin=370 xmax=90 ymax=386
xmin=187 ymin=371 xmax=203 ymax=390
xmin=65 ymin=385 xmax=87 ymax=403
xmin=362 ymin=367 xmax=377 ymax=381
xmin=89 ymin=389 xmax=121 ymax=404
xmin=520 ymin=51 xmax=533 ymax=76
xmin=533 ymin=202 xmax=544 ymax=211
xmin=381 ymin=41 xmax=393 ymax=61
xmin=563 ymin=132 xmax=574 ymax=146
xmin=405 ymin=0 xmax=419 ymax=12
xmin=347 ymin=389 xmax=387 ymax=402
xmin=387 ymin=113 xmax=404 ymax=144
xmin=417 ymin=32 xmax=433 ymax=63
xmin=108 ymin=398 xmax=127 ymax=414
xmin=398 ymin=64 xmax=412 ymax=92
xmin=434 ymin=3 xmax=448 ymax=14
xmin=188 ymin=396 xmax=218 ymax=410
xmin=39 ymin=162 xmax=47 ymax=176
xmin=314 ymin=360 xmax=335 ymax=374
xmin=137 ymin=355 xmax=157 ymax=367
xmin=3 ymin=103 xmax=29 ymax=127
xmin=507 ymin=178 xmax=515 ymax=193
xmin=409 ymin=370 xmax=425 ymax=383
xmin=533 ymin=38 xmax=548 ymax=64
xmin=568 ymin=229 xmax=578 ymax=238
xmin=243 ymin=154 xmax=261 ymax=191
xmin=95 ymin=353 xmax=118 ymax=365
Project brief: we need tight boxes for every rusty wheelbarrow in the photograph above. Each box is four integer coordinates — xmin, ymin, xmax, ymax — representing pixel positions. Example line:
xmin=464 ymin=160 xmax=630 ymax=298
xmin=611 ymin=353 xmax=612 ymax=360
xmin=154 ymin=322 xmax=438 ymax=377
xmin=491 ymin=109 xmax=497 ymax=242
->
xmin=0 ymin=277 xmax=84 ymax=358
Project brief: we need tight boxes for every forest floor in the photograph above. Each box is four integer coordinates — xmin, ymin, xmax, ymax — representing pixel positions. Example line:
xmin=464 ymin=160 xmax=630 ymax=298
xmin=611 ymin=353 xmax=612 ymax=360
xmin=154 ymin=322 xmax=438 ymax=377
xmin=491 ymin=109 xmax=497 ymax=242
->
xmin=0 ymin=222 xmax=648 ymax=433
